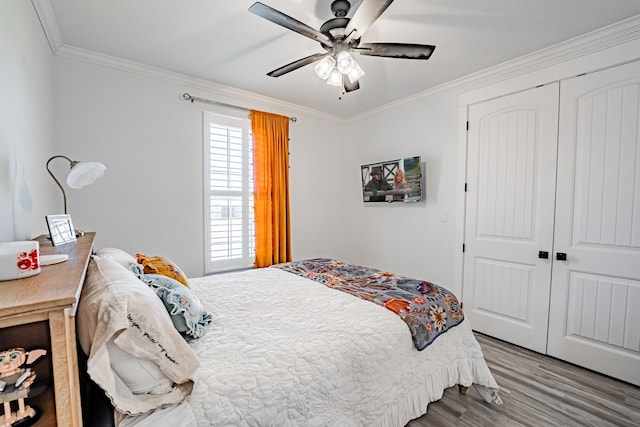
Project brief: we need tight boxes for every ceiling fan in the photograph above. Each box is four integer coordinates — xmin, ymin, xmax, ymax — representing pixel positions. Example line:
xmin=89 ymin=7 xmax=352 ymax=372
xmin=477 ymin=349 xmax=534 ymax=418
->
xmin=248 ymin=0 xmax=436 ymax=94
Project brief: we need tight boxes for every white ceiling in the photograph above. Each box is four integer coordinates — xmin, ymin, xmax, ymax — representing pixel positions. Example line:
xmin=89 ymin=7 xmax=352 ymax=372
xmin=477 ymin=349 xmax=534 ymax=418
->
xmin=45 ymin=0 xmax=640 ymax=118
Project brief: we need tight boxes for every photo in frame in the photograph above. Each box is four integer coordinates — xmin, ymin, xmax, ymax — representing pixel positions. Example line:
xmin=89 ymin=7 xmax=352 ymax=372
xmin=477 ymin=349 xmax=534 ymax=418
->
xmin=46 ymin=214 xmax=77 ymax=246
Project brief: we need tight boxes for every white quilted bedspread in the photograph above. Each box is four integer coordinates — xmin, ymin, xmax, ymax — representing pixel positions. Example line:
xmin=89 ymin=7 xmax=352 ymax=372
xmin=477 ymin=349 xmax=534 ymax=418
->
xmin=183 ymin=268 xmax=500 ymax=427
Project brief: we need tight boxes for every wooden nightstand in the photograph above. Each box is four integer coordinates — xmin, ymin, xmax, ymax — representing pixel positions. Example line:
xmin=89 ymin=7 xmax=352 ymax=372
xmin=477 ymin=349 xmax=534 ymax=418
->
xmin=0 ymin=232 xmax=95 ymax=427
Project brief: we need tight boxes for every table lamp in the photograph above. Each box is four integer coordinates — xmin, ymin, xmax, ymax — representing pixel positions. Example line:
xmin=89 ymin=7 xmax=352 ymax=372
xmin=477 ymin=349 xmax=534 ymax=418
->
xmin=46 ymin=155 xmax=106 ymax=214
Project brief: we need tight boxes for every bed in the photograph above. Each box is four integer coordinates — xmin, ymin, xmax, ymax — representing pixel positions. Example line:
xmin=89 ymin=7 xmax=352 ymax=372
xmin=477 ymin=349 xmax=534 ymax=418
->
xmin=76 ymin=249 xmax=501 ymax=427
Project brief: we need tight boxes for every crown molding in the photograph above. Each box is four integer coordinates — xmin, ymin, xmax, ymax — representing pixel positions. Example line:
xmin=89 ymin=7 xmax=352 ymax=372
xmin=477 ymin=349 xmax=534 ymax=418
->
xmin=54 ymin=44 xmax=345 ymax=123
xmin=348 ymin=13 xmax=640 ymax=122
xmin=32 ymin=0 xmax=640 ymax=123
xmin=31 ymin=1 xmax=343 ymax=123
xmin=31 ymin=0 xmax=63 ymax=53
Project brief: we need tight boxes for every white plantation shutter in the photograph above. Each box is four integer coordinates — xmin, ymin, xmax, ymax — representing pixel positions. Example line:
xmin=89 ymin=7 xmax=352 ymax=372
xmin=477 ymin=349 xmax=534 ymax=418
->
xmin=204 ymin=111 xmax=254 ymax=272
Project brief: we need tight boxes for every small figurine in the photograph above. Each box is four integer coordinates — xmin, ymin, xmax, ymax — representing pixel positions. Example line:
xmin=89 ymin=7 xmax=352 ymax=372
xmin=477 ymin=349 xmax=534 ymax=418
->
xmin=0 ymin=348 xmax=47 ymax=427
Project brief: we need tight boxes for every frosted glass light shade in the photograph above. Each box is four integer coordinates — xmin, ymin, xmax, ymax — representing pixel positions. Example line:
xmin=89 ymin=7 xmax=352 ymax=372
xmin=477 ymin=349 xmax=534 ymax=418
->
xmin=66 ymin=161 xmax=106 ymax=189
xmin=314 ymin=56 xmax=336 ymax=79
xmin=327 ymin=68 xmax=343 ymax=87
xmin=336 ymin=51 xmax=355 ymax=74
xmin=347 ymin=61 xmax=365 ymax=83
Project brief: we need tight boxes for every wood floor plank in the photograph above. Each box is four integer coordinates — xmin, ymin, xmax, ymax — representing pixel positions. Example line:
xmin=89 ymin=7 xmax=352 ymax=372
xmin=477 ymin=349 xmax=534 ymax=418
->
xmin=406 ymin=333 xmax=640 ymax=426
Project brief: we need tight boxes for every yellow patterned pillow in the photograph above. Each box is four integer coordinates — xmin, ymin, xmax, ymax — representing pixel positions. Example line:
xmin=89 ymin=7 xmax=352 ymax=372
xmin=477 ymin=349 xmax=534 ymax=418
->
xmin=136 ymin=253 xmax=189 ymax=287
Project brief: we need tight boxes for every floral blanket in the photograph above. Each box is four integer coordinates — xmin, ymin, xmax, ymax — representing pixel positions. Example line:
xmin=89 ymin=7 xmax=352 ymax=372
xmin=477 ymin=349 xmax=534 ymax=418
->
xmin=272 ymin=258 xmax=464 ymax=350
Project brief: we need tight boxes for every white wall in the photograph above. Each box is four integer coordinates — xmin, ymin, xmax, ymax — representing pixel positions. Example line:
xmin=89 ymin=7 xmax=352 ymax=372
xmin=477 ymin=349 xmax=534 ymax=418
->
xmin=0 ymin=2 xmax=465 ymax=307
xmin=51 ymin=53 xmax=461 ymax=286
xmin=15 ymin=2 xmax=637 ymax=294
xmin=335 ymin=94 xmax=461 ymax=291
xmin=52 ymin=57 xmax=346 ymax=277
xmin=0 ymin=0 xmax=56 ymax=242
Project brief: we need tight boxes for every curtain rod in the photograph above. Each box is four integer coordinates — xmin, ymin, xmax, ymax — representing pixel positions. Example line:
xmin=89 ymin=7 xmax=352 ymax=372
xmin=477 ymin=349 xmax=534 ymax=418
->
xmin=182 ymin=93 xmax=297 ymax=122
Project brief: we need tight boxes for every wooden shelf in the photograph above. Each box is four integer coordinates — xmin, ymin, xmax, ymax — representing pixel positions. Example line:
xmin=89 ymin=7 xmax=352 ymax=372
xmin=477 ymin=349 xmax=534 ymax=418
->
xmin=0 ymin=233 xmax=95 ymax=427
xmin=29 ymin=386 xmax=56 ymax=427
xmin=0 ymin=233 xmax=95 ymax=322
xmin=0 ymin=385 xmax=55 ymax=427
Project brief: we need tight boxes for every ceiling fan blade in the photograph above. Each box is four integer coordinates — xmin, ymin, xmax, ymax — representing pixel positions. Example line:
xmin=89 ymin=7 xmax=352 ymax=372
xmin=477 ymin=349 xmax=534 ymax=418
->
xmin=267 ymin=53 xmax=328 ymax=77
xmin=355 ymin=43 xmax=436 ymax=59
xmin=344 ymin=0 xmax=395 ymax=44
xmin=249 ymin=2 xmax=333 ymax=46
xmin=343 ymin=75 xmax=360 ymax=93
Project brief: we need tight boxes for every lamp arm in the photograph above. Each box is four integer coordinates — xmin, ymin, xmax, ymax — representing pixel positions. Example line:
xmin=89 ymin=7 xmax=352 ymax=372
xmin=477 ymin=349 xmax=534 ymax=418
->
xmin=46 ymin=155 xmax=72 ymax=214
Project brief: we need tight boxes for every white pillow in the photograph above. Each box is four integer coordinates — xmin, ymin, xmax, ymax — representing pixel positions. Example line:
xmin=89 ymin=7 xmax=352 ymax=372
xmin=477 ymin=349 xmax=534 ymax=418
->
xmin=77 ymin=256 xmax=200 ymax=415
xmin=95 ymin=247 xmax=137 ymax=269
xmin=106 ymin=339 xmax=173 ymax=395
xmin=116 ymin=401 xmax=196 ymax=427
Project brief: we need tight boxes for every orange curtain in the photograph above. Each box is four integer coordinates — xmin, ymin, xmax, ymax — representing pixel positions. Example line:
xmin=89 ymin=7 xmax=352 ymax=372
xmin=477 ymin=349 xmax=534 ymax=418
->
xmin=250 ymin=109 xmax=292 ymax=268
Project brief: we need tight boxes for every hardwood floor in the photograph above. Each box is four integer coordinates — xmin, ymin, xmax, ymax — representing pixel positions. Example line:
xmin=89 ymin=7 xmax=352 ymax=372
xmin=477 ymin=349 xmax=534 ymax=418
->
xmin=407 ymin=333 xmax=640 ymax=426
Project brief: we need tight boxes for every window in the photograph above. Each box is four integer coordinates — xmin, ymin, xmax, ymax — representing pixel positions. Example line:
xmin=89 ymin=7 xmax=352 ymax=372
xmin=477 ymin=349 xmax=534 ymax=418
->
xmin=203 ymin=111 xmax=254 ymax=273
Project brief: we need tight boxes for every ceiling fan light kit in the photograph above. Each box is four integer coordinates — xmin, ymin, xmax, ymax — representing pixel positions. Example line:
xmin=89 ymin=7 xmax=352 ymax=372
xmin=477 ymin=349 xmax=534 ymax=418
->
xmin=315 ymin=50 xmax=364 ymax=87
xmin=248 ymin=0 xmax=436 ymax=95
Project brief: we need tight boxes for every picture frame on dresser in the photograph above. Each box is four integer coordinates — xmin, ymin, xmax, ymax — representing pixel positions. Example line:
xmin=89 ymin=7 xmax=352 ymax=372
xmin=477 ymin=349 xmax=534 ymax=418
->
xmin=46 ymin=214 xmax=76 ymax=246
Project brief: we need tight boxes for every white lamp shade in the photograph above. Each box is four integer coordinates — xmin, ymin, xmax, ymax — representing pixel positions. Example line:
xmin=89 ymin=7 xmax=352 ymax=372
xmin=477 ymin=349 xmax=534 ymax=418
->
xmin=336 ymin=51 xmax=355 ymax=74
xmin=327 ymin=68 xmax=343 ymax=87
xmin=347 ymin=61 xmax=365 ymax=83
xmin=314 ymin=56 xmax=336 ymax=79
xmin=66 ymin=161 xmax=106 ymax=189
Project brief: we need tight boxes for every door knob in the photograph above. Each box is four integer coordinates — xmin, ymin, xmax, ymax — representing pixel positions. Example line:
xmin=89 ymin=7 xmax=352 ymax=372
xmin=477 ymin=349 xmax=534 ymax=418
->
xmin=556 ymin=252 xmax=567 ymax=261
xmin=538 ymin=251 xmax=549 ymax=259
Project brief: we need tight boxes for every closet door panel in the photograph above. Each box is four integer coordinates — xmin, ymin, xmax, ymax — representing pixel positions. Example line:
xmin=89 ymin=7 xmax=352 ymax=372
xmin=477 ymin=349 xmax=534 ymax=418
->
xmin=464 ymin=83 xmax=559 ymax=353
xmin=549 ymin=60 xmax=640 ymax=386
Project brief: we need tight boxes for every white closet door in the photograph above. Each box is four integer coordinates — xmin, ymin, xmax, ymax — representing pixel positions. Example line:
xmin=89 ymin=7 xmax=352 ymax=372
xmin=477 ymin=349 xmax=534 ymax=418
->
xmin=464 ymin=83 xmax=559 ymax=353
xmin=548 ymin=60 xmax=640 ymax=386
